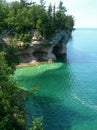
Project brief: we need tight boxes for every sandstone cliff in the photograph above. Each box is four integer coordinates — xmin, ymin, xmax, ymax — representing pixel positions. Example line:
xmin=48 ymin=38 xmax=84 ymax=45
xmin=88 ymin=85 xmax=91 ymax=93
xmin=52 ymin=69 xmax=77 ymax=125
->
xmin=1 ymin=30 xmax=71 ymax=65
xmin=17 ymin=30 xmax=71 ymax=64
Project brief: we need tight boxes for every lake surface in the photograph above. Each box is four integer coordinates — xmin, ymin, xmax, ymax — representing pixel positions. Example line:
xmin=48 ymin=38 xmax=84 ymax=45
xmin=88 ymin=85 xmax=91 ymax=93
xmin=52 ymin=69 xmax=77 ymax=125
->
xmin=14 ymin=28 xmax=97 ymax=130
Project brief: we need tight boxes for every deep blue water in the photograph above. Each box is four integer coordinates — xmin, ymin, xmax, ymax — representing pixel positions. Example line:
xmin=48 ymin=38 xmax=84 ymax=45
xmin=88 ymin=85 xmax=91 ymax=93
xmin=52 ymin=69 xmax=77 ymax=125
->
xmin=14 ymin=28 xmax=97 ymax=130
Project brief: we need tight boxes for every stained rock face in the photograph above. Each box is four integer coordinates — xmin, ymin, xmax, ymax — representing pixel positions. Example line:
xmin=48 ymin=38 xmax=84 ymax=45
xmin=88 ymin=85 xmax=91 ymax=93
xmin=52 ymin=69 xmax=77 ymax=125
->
xmin=27 ymin=30 xmax=70 ymax=63
xmin=17 ymin=43 xmax=56 ymax=63
xmin=3 ymin=30 xmax=71 ymax=64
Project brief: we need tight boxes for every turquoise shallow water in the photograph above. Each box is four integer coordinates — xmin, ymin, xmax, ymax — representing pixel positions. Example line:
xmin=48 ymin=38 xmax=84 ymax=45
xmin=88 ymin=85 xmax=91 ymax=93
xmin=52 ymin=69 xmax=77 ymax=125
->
xmin=14 ymin=29 xmax=97 ymax=130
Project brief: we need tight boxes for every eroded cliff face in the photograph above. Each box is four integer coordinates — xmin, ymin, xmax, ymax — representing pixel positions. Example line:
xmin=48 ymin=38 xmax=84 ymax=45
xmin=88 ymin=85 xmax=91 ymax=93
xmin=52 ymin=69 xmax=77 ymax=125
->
xmin=17 ymin=30 xmax=71 ymax=64
xmin=2 ymin=30 xmax=71 ymax=64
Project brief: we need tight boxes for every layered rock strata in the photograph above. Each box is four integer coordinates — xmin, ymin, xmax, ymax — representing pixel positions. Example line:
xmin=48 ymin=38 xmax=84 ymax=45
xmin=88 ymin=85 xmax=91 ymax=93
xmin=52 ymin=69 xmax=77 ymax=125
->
xmin=17 ymin=30 xmax=71 ymax=63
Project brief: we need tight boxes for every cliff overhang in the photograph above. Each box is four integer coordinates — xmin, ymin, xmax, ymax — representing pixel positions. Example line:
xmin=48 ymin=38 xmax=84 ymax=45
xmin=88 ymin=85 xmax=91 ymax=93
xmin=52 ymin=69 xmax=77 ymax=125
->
xmin=2 ymin=30 xmax=71 ymax=64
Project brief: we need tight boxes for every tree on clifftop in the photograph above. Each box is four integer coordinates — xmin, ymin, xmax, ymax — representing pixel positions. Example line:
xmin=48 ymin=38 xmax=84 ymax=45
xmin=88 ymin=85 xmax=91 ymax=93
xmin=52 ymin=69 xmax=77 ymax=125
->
xmin=1 ymin=0 xmax=74 ymax=40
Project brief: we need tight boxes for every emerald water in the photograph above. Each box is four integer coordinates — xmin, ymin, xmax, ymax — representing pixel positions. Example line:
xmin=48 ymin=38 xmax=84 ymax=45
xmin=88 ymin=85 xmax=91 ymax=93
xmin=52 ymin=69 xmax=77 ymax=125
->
xmin=14 ymin=29 xmax=97 ymax=130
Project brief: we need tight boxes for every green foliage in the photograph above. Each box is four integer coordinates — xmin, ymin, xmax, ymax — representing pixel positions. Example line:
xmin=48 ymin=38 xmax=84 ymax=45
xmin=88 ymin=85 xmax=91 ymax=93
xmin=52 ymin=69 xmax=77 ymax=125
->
xmin=0 ymin=0 xmax=8 ymax=33
xmin=30 ymin=117 xmax=43 ymax=130
xmin=65 ymin=15 xmax=75 ymax=31
xmin=58 ymin=1 xmax=67 ymax=14
xmin=21 ymin=33 xmax=32 ymax=42
xmin=5 ymin=40 xmax=19 ymax=69
xmin=0 ymin=52 xmax=25 ymax=130
xmin=0 ymin=51 xmax=13 ymax=80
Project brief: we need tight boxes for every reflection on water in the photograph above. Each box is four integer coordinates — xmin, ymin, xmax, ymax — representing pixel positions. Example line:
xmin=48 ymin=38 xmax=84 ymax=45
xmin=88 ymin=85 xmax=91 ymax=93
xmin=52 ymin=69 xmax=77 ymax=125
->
xmin=14 ymin=29 xmax=97 ymax=130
